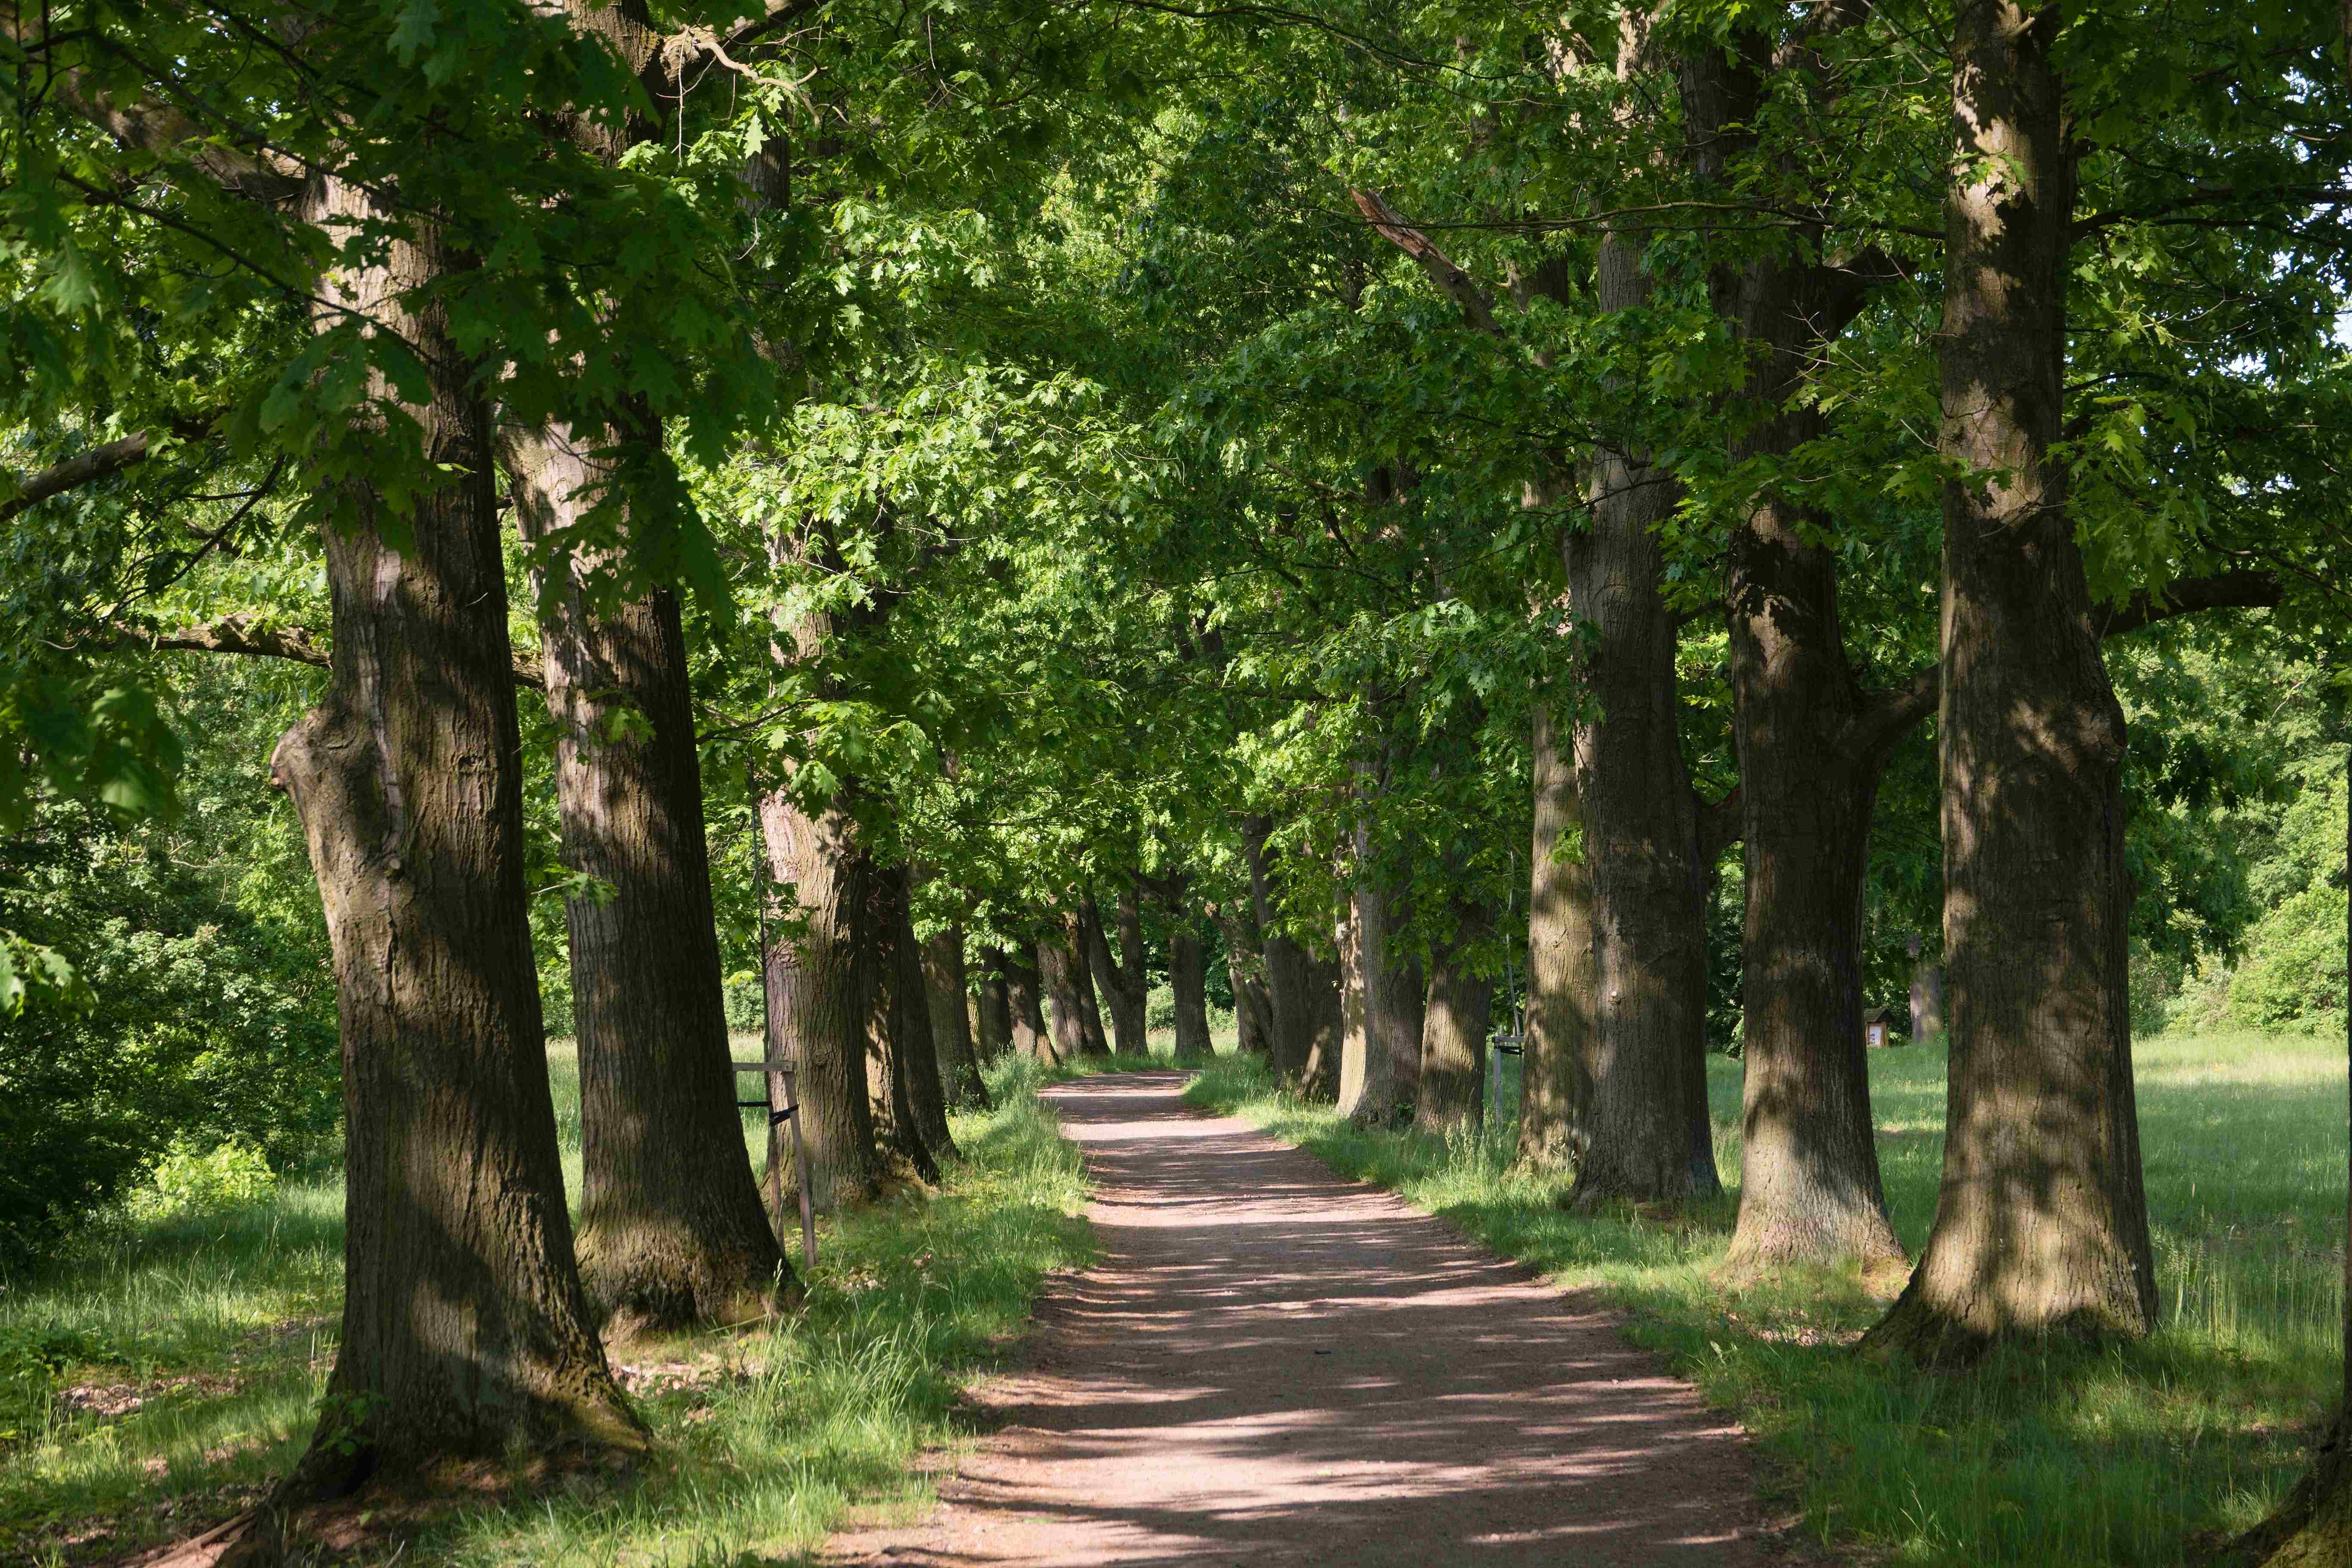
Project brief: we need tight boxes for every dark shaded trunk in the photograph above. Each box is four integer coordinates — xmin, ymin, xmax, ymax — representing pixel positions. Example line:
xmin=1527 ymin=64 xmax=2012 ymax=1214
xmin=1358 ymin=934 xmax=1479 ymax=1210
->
xmin=1865 ymin=0 xmax=2156 ymax=1359
xmin=1299 ymin=935 xmax=1344 ymax=1103
xmin=860 ymin=865 xmax=943 ymax=1185
xmin=887 ymin=873 xmax=959 ymax=1161
xmin=1214 ymin=903 xmax=1274 ymax=1057
xmin=976 ymin=946 xmax=1016 ymax=1064
xmin=508 ymin=427 xmax=786 ymax=1336
xmin=1083 ymin=889 xmax=1148 ymax=1056
xmin=1244 ymin=816 xmax=1322 ymax=1085
xmin=1037 ymin=926 xmax=1088 ymax=1062
xmin=922 ymin=923 xmax=990 ymax=1108
xmin=1418 ymin=894 xmax=1494 ymax=1135
xmin=1007 ymin=940 xmax=1051 ymax=1062
xmin=1518 ymin=702 xmax=1594 ymax=1168
xmin=758 ymin=789 xmax=882 ymax=1214
xmin=1558 ymin=193 xmax=1721 ymax=1208
xmin=1169 ymin=924 xmax=1213 ymax=1062
xmin=268 ymin=178 xmax=638 ymax=1491
xmin=1069 ymin=908 xmax=1112 ymax=1056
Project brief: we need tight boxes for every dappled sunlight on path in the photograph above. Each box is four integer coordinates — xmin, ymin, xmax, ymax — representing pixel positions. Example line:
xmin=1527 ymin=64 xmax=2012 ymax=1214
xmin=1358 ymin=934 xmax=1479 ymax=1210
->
xmin=826 ymin=1072 xmax=1791 ymax=1566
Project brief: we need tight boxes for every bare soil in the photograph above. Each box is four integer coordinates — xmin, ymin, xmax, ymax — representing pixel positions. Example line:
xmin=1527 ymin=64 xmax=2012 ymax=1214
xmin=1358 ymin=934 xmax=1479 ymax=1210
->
xmin=828 ymin=1071 xmax=1808 ymax=1566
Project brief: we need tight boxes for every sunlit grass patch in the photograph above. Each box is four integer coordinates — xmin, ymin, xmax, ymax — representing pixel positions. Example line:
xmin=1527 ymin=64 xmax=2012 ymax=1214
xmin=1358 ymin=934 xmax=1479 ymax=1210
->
xmin=0 ymin=1054 xmax=1090 ymax=1565
xmin=1183 ymin=1031 xmax=2344 ymax=1568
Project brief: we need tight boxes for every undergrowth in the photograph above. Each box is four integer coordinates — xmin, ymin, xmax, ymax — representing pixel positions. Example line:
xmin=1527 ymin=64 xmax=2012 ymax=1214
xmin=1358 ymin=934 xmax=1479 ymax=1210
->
xmin=1182 ymin=1032 xmax=2343 ymax=1568
xmin=0 ymin=1053 xmax=1089 ymax=1566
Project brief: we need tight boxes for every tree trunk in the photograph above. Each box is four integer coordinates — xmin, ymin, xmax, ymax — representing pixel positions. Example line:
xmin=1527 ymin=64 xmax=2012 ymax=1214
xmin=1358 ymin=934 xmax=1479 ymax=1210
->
xmin=1244 ymin=816 xmax=1321 ymax=1085
xmin=267 ymin=176 xmax=639 ymax=1491
xmin=1007 ymin=940 xmax=1052 ymax=1062
xmin=888 ymin=873 xmax=960 ymax=1161
xmin=1864 ymin=0 xmax=2156 ymax=1359
xmin=1417 ymin=894 xmax=1494 ymax=1135
xmin=1517 ymin=702 xmax=1594 ymax=1168
xmin=976 ymin=947 xmax=1016 ymax=1064
xmin=860 ymin=864 xmax=943 ymax=1185
xmin=507 ymin=426 xmax=786 ymax=1336
xmin=1082 ymin=891 xmax=1147 ymax=1056
xmin=1559 ymin=196 xmax=1721 ymax=1208
xmin=1069 ymin=908 xmax=1112 ymax=1056
xmin=1169 ymin=922 xmax=1213 ymax=1062
xmin=1038 ymin=926 xmax=1088 ymax=1062
xmin=758 ymin=787 xmax=882 ymax=1214
xmin=1338 ymin=827 xmax=1418 ymax=1126
xmin=921 ymin=922 xmax=990 ymax=1108
xmin=1215 ymin=903 xmax=1274 ymax=1057
xmin=1299 ymin=937 xmax=1344 ymax=1102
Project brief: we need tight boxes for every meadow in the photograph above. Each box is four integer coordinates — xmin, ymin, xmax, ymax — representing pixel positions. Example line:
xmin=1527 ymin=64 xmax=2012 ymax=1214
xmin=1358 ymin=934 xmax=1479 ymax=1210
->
xmin=1182 ymin=1029 xmax=2347 ymax=1567
xmin=0 ymin=1051 xmax=1091 ymax=1566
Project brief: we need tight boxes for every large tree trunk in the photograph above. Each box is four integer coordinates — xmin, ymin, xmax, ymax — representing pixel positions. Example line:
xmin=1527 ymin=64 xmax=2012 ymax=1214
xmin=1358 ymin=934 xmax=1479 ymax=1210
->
xmin=1169 ymin=922 xmax=1214 ymax=1062
xmin=1244 ymin=816 xmax=1321 ymax=1085
xmin=1417 ymin=893 xmax=1494 ymax=1135
xmin=1007 ymin=940 xmax=1051 ymax=1061
xmin=1037 ymin=926 xmax=1088 ymax=1062
xmin=1083 ymin=889 xmax=1148 ymax=1056
xmin=975 ymin=946 xmax=1016 ymax=1064
xmin=922 ymin=923 xmax=991 ymax=1108
xmin=1517 ymin=702 xmax=1594 ymax=1167
xmin=268 ymin=178 xmax=639 ymax=1492
xmin=507 ymin=427 xmax=786 ymax=1336
xmin=1864 ymin=0 xmax=2156 ymax=1360
xmin=1069 ymin=908 xmax=1112 ymax=1056
xmin=1559 ymin=181 xmax=1721 ymax=1207
xmin=758 ymin=787 xmax=882 ymax=1214
xmin=1299 ymin=936 xmax=1345 ymax=1102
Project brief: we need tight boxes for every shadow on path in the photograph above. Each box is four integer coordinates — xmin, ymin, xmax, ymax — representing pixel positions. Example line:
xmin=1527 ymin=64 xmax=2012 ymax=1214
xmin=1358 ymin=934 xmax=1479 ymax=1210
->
xmin=826 ymin=1072 xmax=1792 ymax=1567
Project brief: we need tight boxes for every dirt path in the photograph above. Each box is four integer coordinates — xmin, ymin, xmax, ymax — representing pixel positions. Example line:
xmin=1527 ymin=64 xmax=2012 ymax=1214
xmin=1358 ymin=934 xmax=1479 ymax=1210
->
xmin=827 ymin=1071 xmax=1797 ymax=1567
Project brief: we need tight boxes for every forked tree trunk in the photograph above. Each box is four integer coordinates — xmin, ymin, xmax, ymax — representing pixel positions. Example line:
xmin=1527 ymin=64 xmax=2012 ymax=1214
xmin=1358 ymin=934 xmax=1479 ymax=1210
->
xmin=1559 ymin=208 xmax=1721 ymax=1208
xmin=976 ymin=947 xmax=1015 ymax=1063
xmin=1037 ymin=928 xmax=1088 ymax=1062
xmin=922 ymin=924 xmax=990 ymax=1107
xmin=268 ymin=178 xmax=639 ymax=1492
xmin=1864 ymin=0 xmax=2156 ymax=1360
xmin=1417 ymin=894 xmax=1494 ymax=1135
xmin=758 ymin=785 xmax=882 ymax=1213
xmin=1007 ymin=940 xmax=1052 ymax=1061
xmin=1083 ymin=890 xmax=1148 ymax=1056
xmin=508 ymin=426 xmax=786 ymax=1335
xmin=1070 ymin=909 xmax=1112 ymax=1056
xmin=1517 ymin=703 xmax=1594 ymax=1167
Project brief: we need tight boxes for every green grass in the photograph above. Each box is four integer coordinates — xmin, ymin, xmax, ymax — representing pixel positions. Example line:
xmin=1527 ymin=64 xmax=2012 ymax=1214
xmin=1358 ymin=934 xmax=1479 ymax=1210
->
xmin=0 ymin=1051 xmax=1090 ymax=1566
xmin=1183 ymin=1030 xmax=2345 ymax=1568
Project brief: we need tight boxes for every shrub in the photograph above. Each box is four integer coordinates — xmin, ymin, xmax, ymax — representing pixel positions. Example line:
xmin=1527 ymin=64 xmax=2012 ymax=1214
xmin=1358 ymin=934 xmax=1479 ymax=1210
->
xmin=125 ymin=1139 xmax=278 ymax=1224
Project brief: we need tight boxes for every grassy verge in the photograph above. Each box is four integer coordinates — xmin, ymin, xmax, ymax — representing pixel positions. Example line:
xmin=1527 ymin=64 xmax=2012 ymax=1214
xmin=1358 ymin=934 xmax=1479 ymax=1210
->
xmin=1183 ymin=1032 xmax=2344 ymax=1568
xmin=0 ymin=1053 xmax=1090 ymax=1566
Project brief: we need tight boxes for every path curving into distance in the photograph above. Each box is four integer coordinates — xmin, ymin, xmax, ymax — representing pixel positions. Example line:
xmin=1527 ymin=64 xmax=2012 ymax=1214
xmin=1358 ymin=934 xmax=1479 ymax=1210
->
xmin=827 ymin=1071 xmax=1800 ymax=1567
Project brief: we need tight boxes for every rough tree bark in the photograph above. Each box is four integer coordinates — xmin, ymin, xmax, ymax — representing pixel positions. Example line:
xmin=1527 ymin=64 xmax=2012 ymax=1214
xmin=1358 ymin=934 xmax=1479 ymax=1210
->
xmin=507 ymin=426 xmax=787 ymax=1335
xmin=268 ymin=175 xmax=640 ymax=1491
xmin=1517 ymin=702 xmax=1595 ymax=1168
xmin=921 ymin=922 xmax=991 ymax=1107
xmin=758 ymin=788 xmax=882 ymax=1214
xmin=1069 ymin=907 xmax=1112 ymax=1056
xmin=1417 ymin=892 xmax=1494 ymax=1135
xmin=1244 ymin=816 xmax=1323 ymax=1086
xmin=885 ymin=869 xmax=959 ymax=1162
xmin=1338 ymin=821 xmax=1420 ymax=1126
xmin=1864 ymin=0 xmax=2157 ymax=1359
xmin=1564 ymin=234 xmax=1721 ymax=1207
xmin=1037 ymin=925 xmax=1089 ymax=1062
xmin=1168 ymin=922 xmax=1214 ymax=1062
xmin=1215 ymin=903 xmax=1274 ymax=1057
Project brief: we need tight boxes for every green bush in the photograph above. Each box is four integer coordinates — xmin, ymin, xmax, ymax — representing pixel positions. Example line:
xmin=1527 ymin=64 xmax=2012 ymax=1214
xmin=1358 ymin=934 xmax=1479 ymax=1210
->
xmin=124 ymin=1139 xmax=279 ymax=1224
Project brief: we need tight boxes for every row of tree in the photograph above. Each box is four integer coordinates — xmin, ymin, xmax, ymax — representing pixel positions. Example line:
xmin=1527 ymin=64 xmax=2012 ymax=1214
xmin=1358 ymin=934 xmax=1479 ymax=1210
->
xmin=7 ymin=0 xmax=2352 ymax=1559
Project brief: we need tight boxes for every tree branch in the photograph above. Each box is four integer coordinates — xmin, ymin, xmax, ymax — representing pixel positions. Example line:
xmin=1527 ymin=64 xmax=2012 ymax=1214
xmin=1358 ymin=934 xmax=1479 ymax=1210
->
xmin=2095 ymin=569 xmax=2282 ymax=639
xmin=3 ymin=432 xmax=155 ymax=523
xmin=100 ymin=613 xmax=546 ymax=689
xmin=1350 ymin=189 xmax=1504 ymax=337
